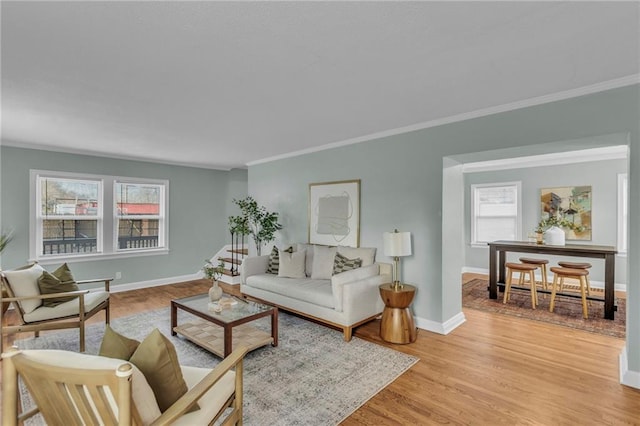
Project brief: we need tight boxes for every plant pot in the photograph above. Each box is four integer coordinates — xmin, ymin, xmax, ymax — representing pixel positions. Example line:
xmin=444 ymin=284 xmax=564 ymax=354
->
xmin=209 ymin=280 xmax=223 ymax=302
xmin=544 ymin=226 xmax=566 ymax=246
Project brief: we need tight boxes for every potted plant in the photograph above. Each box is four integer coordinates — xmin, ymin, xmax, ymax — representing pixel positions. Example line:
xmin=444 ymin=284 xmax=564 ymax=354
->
xmin=203 ymin=259 xmax=225 ymax=301
xmin=231 ymin=196 xmax=283 ymax=255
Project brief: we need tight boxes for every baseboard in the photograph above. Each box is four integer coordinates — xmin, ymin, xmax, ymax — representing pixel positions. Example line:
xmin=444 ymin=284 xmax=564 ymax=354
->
xmin=110 ymin=273 xmax=201 ymax=293
xmin=414 ymin=311 xmax=466 ymax=335
xmin=619 ymin=346 xmax=640 ymax=389
xmin=461 ymin=266 xmax=627 ymax=292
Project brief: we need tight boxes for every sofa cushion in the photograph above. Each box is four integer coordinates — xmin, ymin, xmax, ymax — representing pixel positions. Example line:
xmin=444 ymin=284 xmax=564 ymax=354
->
xmin=3 ymin=263 xmax=45 ymax=314
xmin=245 ymin=274 xmax=334 ymax=309
xmin=331 ymin=264 xmax=380 ymax=312
xmin=266 ymin=246 xmax=293 ymax=274
xmin=278 ymin=250 xmax=306 ymax=278
xmin=336 ymin=246 xmax=376 ymax=266
xmin=333 ymin=252 xmax=362 ymax=275
xmin=296 ymin=243 xmax=315 ymax=277
xmin=311 ymin=245 xmax=337 ymax=280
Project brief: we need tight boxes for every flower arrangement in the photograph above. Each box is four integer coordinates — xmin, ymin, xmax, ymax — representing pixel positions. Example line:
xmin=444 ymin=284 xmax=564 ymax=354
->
xmin=203 ymin=259 xmax=225 ymax=281
xmin=537 ymin=214 xmax=585 ymax=233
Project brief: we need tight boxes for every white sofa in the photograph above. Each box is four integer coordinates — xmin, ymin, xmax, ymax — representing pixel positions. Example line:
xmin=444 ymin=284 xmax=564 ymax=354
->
xmin=240 ymin=243 xmax=392 ymax=341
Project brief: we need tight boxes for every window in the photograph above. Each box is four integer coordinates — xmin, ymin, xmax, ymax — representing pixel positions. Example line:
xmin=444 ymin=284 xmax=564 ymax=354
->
xmin=618 ymin=173 xmax=628 ymax=254
xmin=471 ymin=182 xmax=521 ymax=244
xmin=31 ymin=171 xmax=168 ymax=261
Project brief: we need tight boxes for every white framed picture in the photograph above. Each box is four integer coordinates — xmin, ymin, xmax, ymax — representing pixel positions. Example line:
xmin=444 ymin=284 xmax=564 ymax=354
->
xmin=308 ymin=179 xmax=360 ymax=247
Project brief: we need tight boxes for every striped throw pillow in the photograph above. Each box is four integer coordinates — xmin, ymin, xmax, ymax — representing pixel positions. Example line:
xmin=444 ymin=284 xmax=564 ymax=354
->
xmin=266 ymin=246 xmax=294 ymax=274
xmin=332 ymin=252 xmax=362 ymax=275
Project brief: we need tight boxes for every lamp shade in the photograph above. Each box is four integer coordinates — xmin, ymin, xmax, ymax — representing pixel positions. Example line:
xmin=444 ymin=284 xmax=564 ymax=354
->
xmin=383 ymin=231 xmax=412 ymax=257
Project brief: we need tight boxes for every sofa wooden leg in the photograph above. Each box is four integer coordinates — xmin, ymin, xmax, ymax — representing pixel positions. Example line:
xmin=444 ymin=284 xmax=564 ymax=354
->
xmin=343 ymin=327 xmax=352 ymax=342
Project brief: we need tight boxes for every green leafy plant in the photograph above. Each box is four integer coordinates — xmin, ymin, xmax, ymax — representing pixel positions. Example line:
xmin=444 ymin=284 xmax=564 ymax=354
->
xmin=231 ymin=196 xmax=283 ymax=255
xmin=0 ymin=230 xmax=14 ymax=254
xmin=203 ymin=259 xmax=225 ymax=281
xmin=538 ymin=214 xmax=586 ymax=233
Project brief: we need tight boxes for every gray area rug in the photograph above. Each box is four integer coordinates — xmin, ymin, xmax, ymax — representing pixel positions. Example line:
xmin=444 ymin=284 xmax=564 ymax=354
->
xmin=15 ymin=309 xmax=418 ymax=425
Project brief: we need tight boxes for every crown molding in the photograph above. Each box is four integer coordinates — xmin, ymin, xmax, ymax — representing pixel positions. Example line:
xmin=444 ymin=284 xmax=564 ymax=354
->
xmin=247 ymin=74 xmax=640 ymax=167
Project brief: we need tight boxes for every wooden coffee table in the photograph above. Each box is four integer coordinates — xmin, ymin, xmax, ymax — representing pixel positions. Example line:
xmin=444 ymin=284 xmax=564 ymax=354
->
xmin=171 ymin=294 xmax=278 ymax=358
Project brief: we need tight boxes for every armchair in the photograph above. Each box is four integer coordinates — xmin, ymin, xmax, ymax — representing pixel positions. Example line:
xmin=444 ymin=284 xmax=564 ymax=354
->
xmin=0 ymin=263 xmax=111 ymax=353
xmin=2 ymin=345 xmax=248 ymax=425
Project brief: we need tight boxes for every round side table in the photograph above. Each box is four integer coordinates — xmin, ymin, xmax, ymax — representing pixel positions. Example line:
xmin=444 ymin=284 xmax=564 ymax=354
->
xmin=379 ymin=283 xmax=417 ymax=344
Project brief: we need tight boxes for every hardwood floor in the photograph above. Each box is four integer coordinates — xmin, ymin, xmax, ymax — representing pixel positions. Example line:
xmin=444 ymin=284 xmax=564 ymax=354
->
xmin=3 ymin=278 xmax=639 ymax=424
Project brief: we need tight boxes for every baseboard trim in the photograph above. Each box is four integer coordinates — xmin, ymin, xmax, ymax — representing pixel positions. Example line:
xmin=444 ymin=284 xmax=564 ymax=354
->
xmin=619 ymin=346 xmax=640 ymax=389
xmin=415 ymin=311 xmax=466 ymax=335
xmin=110 ymin=273 xmax=201 ymax=293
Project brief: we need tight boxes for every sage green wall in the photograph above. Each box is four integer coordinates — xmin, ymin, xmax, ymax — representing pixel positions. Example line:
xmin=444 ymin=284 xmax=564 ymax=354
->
xmin=0 ymin=146 xmax=248 ymax=284
xmin=248 ymin=85 xmax=640 ymax=377
xmin=464 ymin=158 xmax=628 ymax=285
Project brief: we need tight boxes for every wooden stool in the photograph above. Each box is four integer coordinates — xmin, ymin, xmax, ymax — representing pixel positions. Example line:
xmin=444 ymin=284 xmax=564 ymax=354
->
xmin=379 ymin=283 xmax=418 ymax=344
xmin=503 ymin=262 xmax=539 ymax=309
xmin=549 ymin=267 xmax=590 ymax=319
xmin=519 ymin=257 xmax=549 ymax=290
xmin=557 ymin=261 xmax=592 ymax=296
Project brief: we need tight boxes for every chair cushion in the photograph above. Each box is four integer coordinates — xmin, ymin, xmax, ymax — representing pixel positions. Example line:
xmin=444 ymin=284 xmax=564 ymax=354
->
xmin=37 ymin=268 xmax=79 ymax=307
xmin=3 ymin=263 xmax=45 ymax=314
xmin=171 ymin=366 xmax=236 ymax=426
xmin=99 ymin=325 xmax=140 ymax=360
xmin=18 ymin=349 xmax=161 ymax=425
xmin=129 ymin=329 xmax=198 ymax=413
xmin=22 ymin=290 xmax=109 ymax=323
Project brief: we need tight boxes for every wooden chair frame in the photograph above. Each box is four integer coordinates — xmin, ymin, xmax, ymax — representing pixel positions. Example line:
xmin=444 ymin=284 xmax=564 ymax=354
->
xmin=2 ymin=345 xmax=248 ymax=426
xmin=0 ymin=271 xmax=111 ymax=353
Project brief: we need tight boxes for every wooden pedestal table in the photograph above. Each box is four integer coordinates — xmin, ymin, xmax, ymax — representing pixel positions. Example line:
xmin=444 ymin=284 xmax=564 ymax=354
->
xmin=379 ymin=283 xmax=417 ymax=344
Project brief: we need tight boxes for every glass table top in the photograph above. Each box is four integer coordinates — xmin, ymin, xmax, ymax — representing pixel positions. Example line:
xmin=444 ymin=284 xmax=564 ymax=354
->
xmin=173 ymin=294 xmax=274 ymax=324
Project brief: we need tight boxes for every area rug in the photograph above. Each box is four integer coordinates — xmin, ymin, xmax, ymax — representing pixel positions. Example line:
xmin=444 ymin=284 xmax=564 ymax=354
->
xmin=463 ymin=278 xmax=626 ymax=338
xmin=15 ymin=309 xmax=418 ymax=425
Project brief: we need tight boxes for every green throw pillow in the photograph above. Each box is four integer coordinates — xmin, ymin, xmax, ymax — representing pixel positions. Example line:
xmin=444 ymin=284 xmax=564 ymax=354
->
xmin=332 ymin=252 xmax=362 ymax=275
xmin=129 ymin=329 xmax=199 ymax=413
xmin=37 ymin=264 xmax=80 ymax=307
xmin=99 ymin=325 xmax=140 ymax=360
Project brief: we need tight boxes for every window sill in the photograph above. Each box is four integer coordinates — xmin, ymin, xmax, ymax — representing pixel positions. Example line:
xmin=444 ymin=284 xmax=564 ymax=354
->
xmin=31 ymin=248 xmax=170 ymax=265
xmin=469 ymin=242 xmax=490 ymax=248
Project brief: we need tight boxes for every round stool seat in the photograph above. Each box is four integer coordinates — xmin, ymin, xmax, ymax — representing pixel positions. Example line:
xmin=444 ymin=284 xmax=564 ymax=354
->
xmin=519 ymin=257 xmax=549 ymax=265
xmin=505 ymin=262 xmax=538 ymax=271
xmin=550 ymin=266 xmax=589 ymax=276
xmin=558 ymin=261 xmax=592 ymax=269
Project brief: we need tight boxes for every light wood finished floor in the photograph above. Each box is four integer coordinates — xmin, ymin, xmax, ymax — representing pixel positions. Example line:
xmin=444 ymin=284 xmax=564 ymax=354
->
xmin=2 ymin=277 xmax=639 ymax=424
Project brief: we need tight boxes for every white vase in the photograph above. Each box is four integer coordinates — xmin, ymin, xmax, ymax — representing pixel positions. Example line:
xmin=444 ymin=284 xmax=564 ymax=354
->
xmin=544 ymin=226 xmax=566 ymax=246
xmin=209 ymin=280 xmax=223 ymax=302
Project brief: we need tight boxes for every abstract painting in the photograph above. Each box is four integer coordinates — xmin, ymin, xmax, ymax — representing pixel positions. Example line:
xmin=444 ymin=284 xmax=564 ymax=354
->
xmin=540 ymin=186 xmax=592 ymax=240
xmin=309 ymin=180 xmax=360 ymax=247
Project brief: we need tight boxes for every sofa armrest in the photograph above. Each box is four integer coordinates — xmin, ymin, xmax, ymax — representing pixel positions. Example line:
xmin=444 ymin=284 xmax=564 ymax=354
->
xmin=240 ymin=255 xmax=270 ymax=284
xmin=331 ymin=264 xmax=380 ymax=312
xmin=341 ymin=274 xmax=387 ymax=321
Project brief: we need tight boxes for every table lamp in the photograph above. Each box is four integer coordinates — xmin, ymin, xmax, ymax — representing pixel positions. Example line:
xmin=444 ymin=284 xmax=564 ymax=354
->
xmin=383 ymin=229 xmax=412 ymax=291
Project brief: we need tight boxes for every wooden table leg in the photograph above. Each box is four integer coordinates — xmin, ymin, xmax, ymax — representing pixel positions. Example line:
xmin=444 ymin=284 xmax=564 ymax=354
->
xmin=224 ymin=326 xmax=232 ymax=358
xmin=604 ymin=253 xmax=615 ymax=320
xmin=489 ymin=246 xmax=498 ymax=299
xmin=271 ymin=307 xmax=279 ymax=347
xmin=170 ymin=302 xmax=177 ymax=336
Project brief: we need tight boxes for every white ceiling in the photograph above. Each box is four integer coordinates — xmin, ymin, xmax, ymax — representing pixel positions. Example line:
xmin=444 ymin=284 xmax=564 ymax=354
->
xmin=1 ymin=1 xmax=639 ymax=170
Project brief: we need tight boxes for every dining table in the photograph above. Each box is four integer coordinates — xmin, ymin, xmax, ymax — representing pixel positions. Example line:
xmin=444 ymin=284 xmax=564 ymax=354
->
xmin=487 ymin=240 xmax=618 ymax=320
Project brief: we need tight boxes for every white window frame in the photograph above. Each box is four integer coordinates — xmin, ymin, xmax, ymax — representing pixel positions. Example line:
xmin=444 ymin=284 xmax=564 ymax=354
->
xmin=470 ymin=181 xmax=522 ymax=246
xmin=30 ymin=170 xmax=169 ymax=264
xmin=617 ymin=173 xmax=628 ymax=255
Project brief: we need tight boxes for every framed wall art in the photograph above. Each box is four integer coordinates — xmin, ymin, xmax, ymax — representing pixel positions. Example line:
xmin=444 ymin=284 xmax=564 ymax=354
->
xmin=308 ymin=179 xmax=360 ymax=247
xmin=540 ymin=185 xmax=592 ymax=240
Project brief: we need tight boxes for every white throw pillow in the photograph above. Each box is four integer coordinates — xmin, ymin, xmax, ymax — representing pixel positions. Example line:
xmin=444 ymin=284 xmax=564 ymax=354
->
xmin=3 ymin=263 xmax=45 ymax=314
xmin=311 ymin=245 xmax=337 ymax=280
xmin=296 ymin=243 xmax=315 ymax=277
xmin=278 ymin=250 xmax=306 ymax=279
